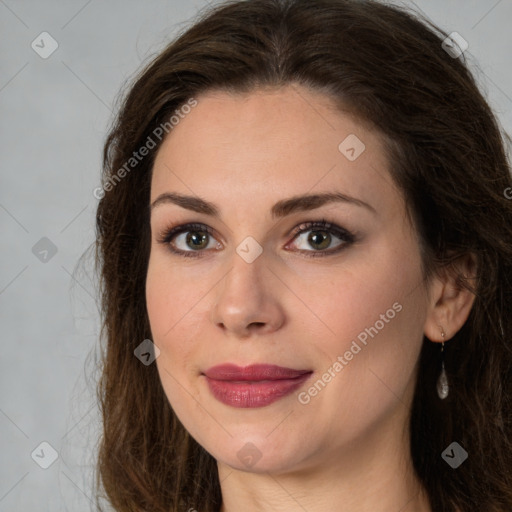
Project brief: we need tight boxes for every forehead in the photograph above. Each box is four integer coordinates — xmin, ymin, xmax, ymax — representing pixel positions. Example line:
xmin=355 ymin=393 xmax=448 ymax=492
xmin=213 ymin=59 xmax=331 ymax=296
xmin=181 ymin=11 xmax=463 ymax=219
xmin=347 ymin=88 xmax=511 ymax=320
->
xmin=150 ymin=85 xmax=401 ymax=219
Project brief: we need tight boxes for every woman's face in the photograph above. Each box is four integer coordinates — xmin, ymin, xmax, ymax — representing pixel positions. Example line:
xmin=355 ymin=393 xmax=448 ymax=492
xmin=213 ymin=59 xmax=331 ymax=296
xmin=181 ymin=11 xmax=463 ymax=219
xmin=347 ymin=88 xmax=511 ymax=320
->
xmin=146 ymin=84 xmax=431 ymax=473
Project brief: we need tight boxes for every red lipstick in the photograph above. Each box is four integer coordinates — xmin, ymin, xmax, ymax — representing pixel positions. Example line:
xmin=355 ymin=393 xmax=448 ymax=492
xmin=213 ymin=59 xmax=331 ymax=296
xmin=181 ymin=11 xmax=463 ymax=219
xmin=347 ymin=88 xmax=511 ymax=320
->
xmin=203 ymin=364 xmax=312 ymax=408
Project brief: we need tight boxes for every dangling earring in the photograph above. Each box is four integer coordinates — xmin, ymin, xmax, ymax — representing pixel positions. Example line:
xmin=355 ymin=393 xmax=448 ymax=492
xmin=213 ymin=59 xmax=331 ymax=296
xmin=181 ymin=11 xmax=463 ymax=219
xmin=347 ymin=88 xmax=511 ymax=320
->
xmin=436 ymin=329 xmax=449 ymax=399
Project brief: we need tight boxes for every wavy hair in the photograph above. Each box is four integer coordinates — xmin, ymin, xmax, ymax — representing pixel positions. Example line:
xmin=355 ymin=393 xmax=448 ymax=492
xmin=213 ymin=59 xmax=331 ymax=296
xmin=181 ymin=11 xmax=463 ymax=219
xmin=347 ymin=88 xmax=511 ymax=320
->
xmin=93 ymin=1 xmax=512 ymax=510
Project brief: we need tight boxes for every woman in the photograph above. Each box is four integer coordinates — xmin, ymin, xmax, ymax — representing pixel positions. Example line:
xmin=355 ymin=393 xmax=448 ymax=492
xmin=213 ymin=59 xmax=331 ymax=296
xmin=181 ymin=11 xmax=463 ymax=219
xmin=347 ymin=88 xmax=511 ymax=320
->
xmin=94 ymin=0 xmax=512 ymax=511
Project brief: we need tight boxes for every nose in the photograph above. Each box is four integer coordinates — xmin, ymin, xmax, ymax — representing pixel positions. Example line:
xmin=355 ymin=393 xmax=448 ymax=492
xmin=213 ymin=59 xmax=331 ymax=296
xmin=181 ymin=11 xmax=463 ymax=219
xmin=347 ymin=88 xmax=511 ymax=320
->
xmin=210 ymin=250 xmax=285 ymax=338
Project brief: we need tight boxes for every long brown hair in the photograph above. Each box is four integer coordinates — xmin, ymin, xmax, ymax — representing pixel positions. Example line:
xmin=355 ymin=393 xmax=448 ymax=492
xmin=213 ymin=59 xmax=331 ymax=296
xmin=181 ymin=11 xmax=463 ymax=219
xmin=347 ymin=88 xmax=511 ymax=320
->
xmin=93 ymin=1 xmax=512 ymax=510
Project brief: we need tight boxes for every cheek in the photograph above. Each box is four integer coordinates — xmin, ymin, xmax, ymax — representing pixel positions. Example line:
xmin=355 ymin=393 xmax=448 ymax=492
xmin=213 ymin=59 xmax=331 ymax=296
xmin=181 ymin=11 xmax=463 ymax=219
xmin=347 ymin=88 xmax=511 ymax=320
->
xmin=290 ymin=257 xmax=418 ymax=362
xmin=146 ymin=253 xmax=210 ymax=384
xmin=297 ymin=238 xmax=426 ymax=407
xmin=145 ymin=253 xmax=203 ymax=340
xmin=146 ymin=256 xmax=192 ymax=395
xmin=146 ymin=258 xmax=205 ymax=430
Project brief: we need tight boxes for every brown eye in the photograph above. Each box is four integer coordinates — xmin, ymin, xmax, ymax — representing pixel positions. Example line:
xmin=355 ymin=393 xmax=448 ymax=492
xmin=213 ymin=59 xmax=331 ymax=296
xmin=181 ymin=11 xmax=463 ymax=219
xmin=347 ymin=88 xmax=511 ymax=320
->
xmin=157 ymin=223 xmax=221 ymax=258
xmin=290 ymin=220 xmax=355 ymax=256
xmin=157 ymin=219 xmax=355 ymax=259
xmin=307 ymin=230 xmax=332 ymax=250
xmin=184 ymin=230 xmax=210 ymax=250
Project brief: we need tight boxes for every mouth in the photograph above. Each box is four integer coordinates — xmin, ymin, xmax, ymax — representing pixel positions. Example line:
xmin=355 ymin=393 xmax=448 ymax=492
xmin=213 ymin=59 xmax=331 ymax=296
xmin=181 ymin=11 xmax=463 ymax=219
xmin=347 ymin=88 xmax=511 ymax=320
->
xmin=202 ymin=364 xmax=313 ymax=408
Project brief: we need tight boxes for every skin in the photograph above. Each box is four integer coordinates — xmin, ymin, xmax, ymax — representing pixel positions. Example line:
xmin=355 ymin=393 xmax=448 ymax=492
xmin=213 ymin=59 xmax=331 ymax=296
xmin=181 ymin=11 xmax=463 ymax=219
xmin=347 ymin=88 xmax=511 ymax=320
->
xmin=145 ymin=84 xmax=475 ymax=512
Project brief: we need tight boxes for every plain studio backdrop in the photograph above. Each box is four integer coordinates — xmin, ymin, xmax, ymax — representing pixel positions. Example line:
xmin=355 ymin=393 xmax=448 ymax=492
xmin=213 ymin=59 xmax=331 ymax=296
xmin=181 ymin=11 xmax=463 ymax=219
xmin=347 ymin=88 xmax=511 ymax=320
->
xmin=0 ymin=0 xmax=510 ymax=510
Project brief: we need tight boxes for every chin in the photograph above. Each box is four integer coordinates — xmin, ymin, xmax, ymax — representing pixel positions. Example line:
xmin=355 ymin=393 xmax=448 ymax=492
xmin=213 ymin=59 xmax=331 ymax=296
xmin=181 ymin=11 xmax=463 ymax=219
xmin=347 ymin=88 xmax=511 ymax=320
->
xmin=212 ymin=433 xmax=312 ymax=475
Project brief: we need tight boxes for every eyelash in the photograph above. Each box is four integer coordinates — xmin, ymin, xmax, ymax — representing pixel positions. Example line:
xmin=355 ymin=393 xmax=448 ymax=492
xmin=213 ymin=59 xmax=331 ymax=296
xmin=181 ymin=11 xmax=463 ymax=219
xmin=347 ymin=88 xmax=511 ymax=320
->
xmin=155 ymin=219 xmax=356 ymax=259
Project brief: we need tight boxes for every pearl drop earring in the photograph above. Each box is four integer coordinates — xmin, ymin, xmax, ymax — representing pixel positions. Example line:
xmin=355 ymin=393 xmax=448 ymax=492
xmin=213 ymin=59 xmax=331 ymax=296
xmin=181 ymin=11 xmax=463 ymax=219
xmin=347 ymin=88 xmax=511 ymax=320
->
xmin=436 ymin=330 xmax=449 ymax=400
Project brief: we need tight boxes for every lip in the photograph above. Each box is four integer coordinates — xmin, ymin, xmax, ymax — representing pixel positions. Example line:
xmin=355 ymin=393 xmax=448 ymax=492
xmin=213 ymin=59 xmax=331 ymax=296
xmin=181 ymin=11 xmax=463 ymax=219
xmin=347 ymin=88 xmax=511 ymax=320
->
xmin=203 ymin=364 xmax=313 ymax=408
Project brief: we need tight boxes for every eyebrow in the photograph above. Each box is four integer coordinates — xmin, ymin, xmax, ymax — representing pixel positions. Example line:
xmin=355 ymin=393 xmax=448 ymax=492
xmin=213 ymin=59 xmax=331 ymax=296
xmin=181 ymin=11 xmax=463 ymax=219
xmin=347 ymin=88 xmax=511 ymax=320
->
xmin=150 ymin=191 xmax=377 ymax=219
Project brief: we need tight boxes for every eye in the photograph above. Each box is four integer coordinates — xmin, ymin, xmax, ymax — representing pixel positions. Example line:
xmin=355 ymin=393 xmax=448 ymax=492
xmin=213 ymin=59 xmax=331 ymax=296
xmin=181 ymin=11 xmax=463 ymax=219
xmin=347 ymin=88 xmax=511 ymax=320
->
xmin=287 ymin=219 xmax=355 ymax=257
xmin=156 ymin=219 xmax=356 ymax=258
xmin=156 ymin=223 xmax=221 ymax=258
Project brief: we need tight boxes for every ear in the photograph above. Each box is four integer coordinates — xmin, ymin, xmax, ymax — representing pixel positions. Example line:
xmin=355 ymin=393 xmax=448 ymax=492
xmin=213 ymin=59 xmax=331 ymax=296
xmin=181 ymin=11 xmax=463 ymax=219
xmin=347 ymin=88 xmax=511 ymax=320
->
xmin=423 ymin=252 xmax=478 ymax=342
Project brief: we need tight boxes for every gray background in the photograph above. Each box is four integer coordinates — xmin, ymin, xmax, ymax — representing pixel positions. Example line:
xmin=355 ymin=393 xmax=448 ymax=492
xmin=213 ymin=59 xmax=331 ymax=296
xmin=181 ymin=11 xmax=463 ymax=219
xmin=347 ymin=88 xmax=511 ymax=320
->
xmin=0 ymin=0 xmax=510 ymax=510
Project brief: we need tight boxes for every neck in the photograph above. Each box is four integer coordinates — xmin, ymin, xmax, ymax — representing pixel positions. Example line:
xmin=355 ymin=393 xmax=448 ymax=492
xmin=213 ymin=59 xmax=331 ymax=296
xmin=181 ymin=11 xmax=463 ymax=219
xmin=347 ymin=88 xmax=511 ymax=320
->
xmin=217 ymin=398 xmax=431 ymax=512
